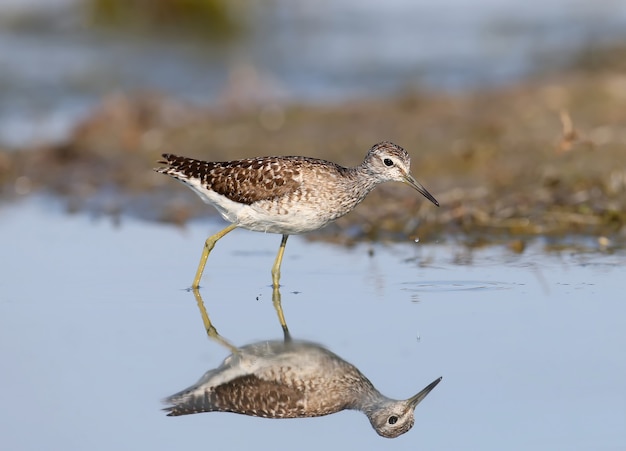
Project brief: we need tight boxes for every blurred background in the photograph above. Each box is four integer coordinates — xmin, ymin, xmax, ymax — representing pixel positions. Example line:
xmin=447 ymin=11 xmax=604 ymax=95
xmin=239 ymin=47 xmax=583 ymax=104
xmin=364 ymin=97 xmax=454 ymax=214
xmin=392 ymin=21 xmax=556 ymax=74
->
xmin=2 ymin=0 xmax=625 ymax=240
xmin=1 ymin=0 xmax=625 ymax=146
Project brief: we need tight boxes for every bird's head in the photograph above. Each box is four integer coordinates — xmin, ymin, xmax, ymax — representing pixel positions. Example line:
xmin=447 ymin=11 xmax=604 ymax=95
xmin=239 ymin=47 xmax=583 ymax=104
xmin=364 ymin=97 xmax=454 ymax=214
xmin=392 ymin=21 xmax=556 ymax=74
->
xmin=365 ymin=141 xmax=439 ymax=207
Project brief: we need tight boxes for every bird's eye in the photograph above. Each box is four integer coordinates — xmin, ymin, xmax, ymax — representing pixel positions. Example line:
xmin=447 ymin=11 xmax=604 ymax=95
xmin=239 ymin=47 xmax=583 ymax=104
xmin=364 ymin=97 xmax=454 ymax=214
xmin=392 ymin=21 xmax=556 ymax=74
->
xmin=383 ymin=158 xmax=394 ymax=167
xmin=388 ymin=416 xmax=398 ymax=425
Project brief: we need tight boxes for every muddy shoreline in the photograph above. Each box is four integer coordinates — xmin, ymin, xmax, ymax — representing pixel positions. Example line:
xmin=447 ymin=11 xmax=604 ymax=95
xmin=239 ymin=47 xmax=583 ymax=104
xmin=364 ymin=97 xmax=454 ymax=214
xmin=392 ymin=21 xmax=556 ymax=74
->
xmin=2 ymin=60 xmax=625 ymax=250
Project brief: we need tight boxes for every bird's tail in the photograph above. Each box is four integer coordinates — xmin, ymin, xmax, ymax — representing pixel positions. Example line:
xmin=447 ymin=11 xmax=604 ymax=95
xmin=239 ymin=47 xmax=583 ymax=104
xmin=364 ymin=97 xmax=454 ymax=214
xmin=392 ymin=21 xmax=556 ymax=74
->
xmin=154 ymin=154 xmax=200 ymax=177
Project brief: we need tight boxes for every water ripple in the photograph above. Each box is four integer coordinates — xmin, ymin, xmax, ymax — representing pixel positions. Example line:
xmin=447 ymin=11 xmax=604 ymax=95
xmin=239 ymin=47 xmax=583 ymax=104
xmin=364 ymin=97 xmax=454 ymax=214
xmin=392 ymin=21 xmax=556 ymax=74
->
xmin=401 ymin=280 xmax=515 ymax=293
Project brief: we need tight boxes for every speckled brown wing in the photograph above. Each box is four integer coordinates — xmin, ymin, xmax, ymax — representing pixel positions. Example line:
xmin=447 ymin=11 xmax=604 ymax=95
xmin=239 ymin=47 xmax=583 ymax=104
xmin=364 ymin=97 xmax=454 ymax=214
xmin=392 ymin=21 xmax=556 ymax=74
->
xmin=156 ymin=154 xmax=308 ymax=205
xmin=165 ymin=374 xmax=307 ymax=418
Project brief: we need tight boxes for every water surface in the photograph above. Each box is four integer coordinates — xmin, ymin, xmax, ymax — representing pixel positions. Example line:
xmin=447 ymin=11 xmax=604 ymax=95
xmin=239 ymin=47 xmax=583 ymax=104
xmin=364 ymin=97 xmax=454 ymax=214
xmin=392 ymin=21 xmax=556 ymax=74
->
xmin=1 ymin=200 xmax=624 ymax=449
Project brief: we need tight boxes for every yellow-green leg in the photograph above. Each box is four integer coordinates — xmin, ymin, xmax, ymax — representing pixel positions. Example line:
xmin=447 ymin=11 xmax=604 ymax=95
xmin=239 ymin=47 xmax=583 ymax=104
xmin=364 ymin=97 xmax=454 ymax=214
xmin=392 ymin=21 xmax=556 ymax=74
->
xmin=192 ymin=288 xmax=239 ymax=354
xmin=192 ymin=223 xmax=238 ymax=289
xmin=272 ymin=284 xmax=291 ymax=342
xmin=271 ymin=234 xmax=289 ymax=288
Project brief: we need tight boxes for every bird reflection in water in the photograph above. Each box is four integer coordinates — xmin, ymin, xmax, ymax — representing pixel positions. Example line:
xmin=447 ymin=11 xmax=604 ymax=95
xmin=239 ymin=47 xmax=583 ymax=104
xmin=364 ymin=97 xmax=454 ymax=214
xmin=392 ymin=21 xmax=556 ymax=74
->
xmin=164 ymin=288 xmax=441 ymax=438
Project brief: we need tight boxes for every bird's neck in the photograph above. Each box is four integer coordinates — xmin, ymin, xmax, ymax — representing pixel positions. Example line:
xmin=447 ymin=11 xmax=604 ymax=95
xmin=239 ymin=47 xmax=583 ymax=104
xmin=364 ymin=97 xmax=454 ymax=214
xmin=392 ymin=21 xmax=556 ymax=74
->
xmin=343 ymin=164 xmax=382 ymax=200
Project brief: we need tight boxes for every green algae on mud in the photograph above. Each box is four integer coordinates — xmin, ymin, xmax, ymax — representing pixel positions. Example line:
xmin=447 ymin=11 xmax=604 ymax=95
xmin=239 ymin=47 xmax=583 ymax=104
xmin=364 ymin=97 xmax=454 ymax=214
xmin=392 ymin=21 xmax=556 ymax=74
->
xmin=1 ymin=67 xmax=625 ymax=249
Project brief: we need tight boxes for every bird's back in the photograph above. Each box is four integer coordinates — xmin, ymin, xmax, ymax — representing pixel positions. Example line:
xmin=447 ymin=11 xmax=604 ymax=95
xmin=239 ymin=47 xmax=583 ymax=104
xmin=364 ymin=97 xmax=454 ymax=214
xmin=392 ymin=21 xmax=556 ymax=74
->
xmin=155 ymin=154 xmax=364 ymax=233
xmin=156 ymin=154 xmax=342 ymax=205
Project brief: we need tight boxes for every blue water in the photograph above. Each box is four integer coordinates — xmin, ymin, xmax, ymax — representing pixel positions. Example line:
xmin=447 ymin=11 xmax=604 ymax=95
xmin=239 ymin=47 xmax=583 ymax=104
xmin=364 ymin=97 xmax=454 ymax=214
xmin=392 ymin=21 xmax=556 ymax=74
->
xmin=1 ymin=200 xmax=624 ymax=450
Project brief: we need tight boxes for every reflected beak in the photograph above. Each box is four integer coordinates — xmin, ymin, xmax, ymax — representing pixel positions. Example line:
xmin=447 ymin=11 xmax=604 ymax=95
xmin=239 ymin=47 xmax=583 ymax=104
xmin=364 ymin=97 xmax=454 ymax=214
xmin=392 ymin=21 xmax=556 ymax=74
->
xmin=408 ymin=377 xmax=442 ymax=409
xmin=403 ymin=173 xmax=440 ymax=207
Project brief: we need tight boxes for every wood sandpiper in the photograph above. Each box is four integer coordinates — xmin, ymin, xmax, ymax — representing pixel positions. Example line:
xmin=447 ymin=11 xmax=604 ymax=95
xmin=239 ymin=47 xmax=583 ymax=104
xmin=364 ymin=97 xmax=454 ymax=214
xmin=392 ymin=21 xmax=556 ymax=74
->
xmin=155 ymin=141 xmax=439 ymax=288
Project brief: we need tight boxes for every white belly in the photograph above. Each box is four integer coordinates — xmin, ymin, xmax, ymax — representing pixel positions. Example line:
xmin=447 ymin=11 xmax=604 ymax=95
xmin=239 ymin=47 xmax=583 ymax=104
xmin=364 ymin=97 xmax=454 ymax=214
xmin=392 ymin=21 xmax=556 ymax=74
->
xmin=179 ymin=169 xmax=361 ymax=234
xmin=192 ymin=183 xmax=332 ymax=234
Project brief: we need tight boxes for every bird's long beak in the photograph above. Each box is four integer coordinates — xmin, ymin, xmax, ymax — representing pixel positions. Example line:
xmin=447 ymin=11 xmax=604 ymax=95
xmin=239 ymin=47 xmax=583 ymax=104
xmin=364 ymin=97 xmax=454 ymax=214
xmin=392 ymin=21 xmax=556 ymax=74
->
xmin=408 ymin=377 xmax=442 ymax=409
xmin=403 ymin=173 xmax=440 ymax=207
